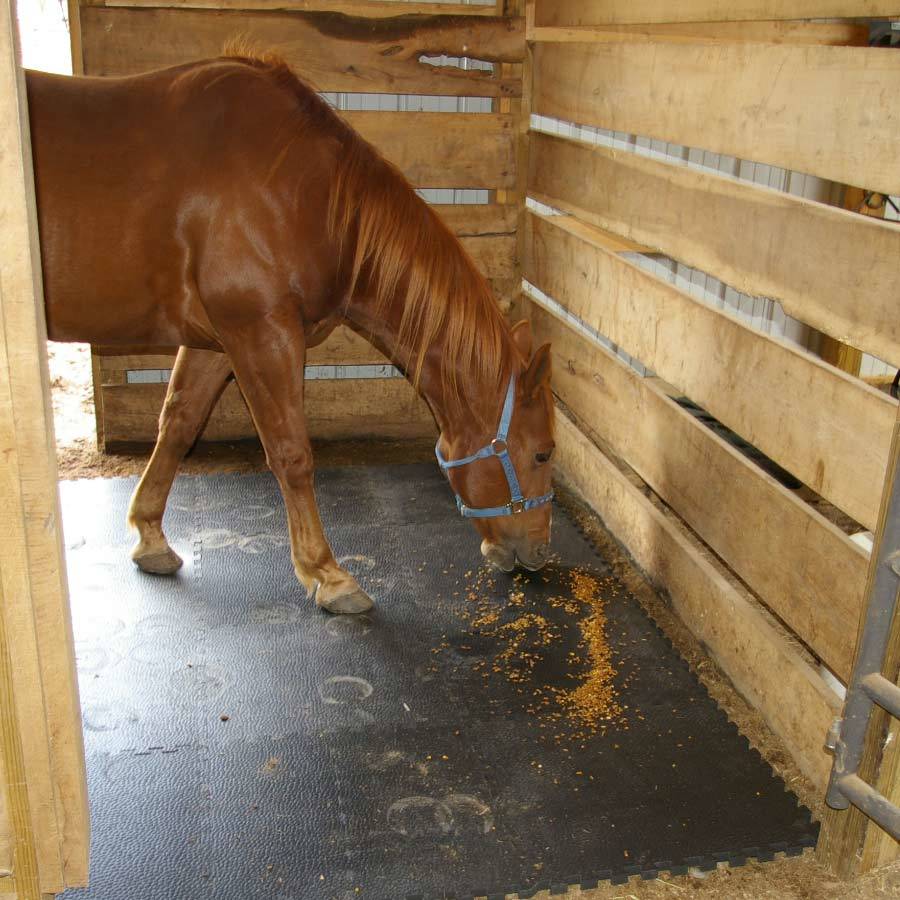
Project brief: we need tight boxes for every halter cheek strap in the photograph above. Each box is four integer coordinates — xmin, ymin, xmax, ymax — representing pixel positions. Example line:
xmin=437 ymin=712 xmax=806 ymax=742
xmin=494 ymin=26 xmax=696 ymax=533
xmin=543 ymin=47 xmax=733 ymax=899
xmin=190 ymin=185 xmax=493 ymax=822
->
xmin=434 ymin=374 xmax=554 ymax=519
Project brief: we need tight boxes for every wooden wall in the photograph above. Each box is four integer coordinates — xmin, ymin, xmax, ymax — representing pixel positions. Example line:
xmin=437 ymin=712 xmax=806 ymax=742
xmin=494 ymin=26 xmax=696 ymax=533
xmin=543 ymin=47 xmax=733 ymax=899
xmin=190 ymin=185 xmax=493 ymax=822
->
xmin=524 ymin=0 xmax=900 ymax=862
xmin=1 ymin=0 xmax=89 ymax=894
xmin=69 ymin=0 xmax=526 ymax=448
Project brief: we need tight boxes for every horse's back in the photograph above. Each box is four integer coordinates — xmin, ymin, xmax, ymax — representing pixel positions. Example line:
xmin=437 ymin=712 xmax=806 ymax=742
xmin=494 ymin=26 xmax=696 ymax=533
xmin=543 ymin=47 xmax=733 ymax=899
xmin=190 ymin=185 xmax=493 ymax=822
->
xmin=28 ymin=60 xmax=340 ymax=348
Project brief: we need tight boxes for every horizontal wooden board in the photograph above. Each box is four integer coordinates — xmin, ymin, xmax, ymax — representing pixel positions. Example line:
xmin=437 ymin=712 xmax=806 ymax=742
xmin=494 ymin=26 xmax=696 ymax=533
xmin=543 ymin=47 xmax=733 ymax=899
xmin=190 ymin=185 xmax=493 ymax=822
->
xmin=80 ymin=7 xmax=523 ymax=96
xmin=528 ymin=131 xmax=900 ymax=367
xmin=532 ymin=41 xmax=900 ymax=196
xmin=524 ymin=211 xmax=897 ymax=531
xmin=343 ymin=111 xmax=516 ymax=189
xmin=435 ymin=202 xmax=518 ymax=237
xmin=530 ymin=21 xmax=869 ymax=46
xmin=101 ymin=376 xmax=436 ymax=444
xmin=530 ymin=300 xmax=868 ymax=680
xmin=83 ymin=0 xmax=500 ymax=15
xmin=553 ymin=409 xmax=842 ymax=791
xmin=97 ymin=327 xmax=391 ymax=373
xmin=535 ymin=0 xmax=900 ymax=25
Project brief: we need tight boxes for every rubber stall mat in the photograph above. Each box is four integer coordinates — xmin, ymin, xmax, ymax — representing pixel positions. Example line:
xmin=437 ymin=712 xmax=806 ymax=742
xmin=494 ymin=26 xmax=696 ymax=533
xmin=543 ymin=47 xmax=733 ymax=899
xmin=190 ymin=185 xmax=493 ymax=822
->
xmin=59 ymin=464 xmax=816 ymax=900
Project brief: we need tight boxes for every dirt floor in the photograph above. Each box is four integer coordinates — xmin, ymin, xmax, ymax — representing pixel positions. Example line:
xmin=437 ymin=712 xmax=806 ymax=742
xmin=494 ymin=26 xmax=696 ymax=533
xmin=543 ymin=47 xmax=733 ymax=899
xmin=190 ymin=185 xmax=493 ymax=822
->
xmin=47 ymin=342 xmax=900 ymax=899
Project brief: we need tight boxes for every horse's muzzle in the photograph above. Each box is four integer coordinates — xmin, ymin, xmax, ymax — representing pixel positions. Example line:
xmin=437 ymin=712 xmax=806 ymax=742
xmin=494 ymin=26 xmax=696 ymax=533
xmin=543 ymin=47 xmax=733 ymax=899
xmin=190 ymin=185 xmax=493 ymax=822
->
xmin=481 ymin=539 xmax=550 ymax=573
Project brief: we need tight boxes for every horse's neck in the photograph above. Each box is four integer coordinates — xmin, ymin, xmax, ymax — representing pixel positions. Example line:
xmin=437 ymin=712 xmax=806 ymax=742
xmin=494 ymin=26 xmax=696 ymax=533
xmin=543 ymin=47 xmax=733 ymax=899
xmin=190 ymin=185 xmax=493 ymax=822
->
xmin=345 ymin=298 xmax=509 ymax=439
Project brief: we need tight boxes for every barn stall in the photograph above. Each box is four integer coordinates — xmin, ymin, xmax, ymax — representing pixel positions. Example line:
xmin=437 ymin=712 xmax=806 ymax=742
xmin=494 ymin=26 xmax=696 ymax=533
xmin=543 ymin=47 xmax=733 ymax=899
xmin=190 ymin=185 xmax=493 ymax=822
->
xmin=1 ymin=0 xmax=900 ymax=898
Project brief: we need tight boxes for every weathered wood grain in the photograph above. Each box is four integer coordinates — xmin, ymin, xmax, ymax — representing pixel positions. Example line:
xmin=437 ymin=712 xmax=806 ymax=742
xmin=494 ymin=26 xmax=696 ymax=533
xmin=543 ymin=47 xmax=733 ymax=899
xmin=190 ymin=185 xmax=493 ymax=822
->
xmin=0 ymin=0 xmax=90 ymax=889
xmin=530 ymin=21 xmax=869 ymax=45
xmin=532 ymin=40 xmax=900 ymax=195
xmin=530 ymin=300 xmax=868 ymax=680
xmin=535 ymin=0 xmax=900 ymax=26
xmin=524 ymin=211 xmax=897 ymax=531
xmin=101 ymin=376 xmax=436 ymax=443
xmin=80 ymin=6 xmax=524 ymax=96
xmin=85 ymin=0 xmax=499 ymax=14
xmin=528 ymin=131 xmax=900 ymax=367
xmin=343 ymin=111 xmax=516 ymax=188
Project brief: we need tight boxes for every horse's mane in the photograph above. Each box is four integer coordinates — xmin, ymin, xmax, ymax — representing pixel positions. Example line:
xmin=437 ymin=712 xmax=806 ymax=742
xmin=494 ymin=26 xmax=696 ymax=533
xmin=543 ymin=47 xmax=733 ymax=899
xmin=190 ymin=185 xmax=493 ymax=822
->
xmin=223 ymin=48 xmax=513 ymax=421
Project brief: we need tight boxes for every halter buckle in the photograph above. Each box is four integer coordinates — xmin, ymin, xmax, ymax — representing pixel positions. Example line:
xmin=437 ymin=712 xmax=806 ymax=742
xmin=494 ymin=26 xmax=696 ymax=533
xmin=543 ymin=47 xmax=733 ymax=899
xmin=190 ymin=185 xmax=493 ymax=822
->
xmin=508 ymin=499 xmax=526 ymax=515
xmin=491 ymin=438 xmax=508 ymax=455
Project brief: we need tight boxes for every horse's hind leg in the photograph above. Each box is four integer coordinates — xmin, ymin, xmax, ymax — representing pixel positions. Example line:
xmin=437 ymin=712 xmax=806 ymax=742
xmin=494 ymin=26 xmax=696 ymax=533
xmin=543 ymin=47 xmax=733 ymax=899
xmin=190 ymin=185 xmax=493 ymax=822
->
xmin=217 ymin=315 xmax=373 ymax=614
xmin=128 ymin=346 xmax=232 ymax=574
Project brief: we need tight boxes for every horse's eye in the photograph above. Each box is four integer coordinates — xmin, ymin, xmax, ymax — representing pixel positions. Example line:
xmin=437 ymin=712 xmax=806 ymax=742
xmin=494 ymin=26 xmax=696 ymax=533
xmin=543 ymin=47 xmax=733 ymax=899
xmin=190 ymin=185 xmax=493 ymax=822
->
xmin=535 ymin=447 xmax=554 ymax=465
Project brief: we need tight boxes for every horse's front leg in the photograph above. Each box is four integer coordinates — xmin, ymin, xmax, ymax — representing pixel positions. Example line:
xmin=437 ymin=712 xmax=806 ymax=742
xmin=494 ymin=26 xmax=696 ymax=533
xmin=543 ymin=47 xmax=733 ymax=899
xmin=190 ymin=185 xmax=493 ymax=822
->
xmin=128 ymin=346 xmax=232 ymax=573
xmin=219 ymin=314 xmax=373 ymax=614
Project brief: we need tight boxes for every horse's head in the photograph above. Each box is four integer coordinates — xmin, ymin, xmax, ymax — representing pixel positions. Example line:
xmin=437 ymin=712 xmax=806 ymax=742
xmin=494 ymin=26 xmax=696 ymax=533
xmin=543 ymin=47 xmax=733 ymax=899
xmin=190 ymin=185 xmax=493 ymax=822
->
xmin=436 ymin=321 xmax=555 ymax=572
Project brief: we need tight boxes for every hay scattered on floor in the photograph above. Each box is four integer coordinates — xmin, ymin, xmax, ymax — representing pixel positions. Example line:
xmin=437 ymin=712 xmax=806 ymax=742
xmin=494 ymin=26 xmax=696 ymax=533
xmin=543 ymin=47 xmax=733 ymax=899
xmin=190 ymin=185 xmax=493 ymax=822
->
xmin=442 ymin=563 xmax=628 ymax=742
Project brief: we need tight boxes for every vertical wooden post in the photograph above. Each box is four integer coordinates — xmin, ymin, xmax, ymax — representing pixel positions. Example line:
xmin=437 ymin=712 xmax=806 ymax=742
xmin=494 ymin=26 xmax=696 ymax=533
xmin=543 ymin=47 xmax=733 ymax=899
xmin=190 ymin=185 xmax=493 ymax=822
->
xmin=0 ymin=0 xmax=90 ymax=895
xmin=818 ymin=187 xmax=887 ymax=377
xmin=818 ymin=404 xmax=900 ymax=877
xmin=496 ymin=0 xmax=529 ymax=320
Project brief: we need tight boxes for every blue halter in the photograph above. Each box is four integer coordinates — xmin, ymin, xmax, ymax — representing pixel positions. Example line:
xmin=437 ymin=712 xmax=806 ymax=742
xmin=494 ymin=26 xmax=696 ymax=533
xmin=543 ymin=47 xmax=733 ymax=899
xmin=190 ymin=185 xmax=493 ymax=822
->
xmin=434 ymin=374 xmax=555 ymax=519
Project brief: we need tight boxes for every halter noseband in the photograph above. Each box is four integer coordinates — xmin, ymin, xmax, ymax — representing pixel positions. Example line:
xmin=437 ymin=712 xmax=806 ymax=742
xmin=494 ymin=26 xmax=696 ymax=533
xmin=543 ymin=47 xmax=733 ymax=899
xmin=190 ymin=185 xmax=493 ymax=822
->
xmin=434 ymin=374 xmax=554 ymax=519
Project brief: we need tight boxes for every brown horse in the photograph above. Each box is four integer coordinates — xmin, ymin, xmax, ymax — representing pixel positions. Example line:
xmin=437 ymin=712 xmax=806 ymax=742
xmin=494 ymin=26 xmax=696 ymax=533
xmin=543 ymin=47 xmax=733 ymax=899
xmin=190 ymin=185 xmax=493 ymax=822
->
xmin=26 ymin=54 xmax=555 ymax=614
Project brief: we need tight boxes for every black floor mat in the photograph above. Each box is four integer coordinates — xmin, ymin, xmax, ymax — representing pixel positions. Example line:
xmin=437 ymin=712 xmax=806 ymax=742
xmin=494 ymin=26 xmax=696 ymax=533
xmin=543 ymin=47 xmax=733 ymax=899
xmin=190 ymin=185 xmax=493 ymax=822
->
xmin=60 ymin=464 xmax=816 ymax=900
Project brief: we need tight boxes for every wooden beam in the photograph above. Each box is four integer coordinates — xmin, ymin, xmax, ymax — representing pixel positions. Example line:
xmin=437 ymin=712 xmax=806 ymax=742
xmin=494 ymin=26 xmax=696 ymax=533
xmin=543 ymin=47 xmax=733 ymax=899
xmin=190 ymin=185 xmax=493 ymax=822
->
xmin=530 ymin=301 xmax=868 ymax=681
xmin=343 ymin=112 xmax=515 ymax=189
xmin=530 ymin=21 xmax=870 ymax=46
xmin=79 ymin=7 xmax=524 ymax=96
xmin=524 ymin=211 xmax=897 ymax=531
xmin=0 ymin=0 xmax=89 ymax=889
xmin=553 ymin=409 xmax=841 ymax=791
xmin=818 ymin=187 xmax=889 ymax=375
xmin=527 ymin=131 xmax=900 ymax=368
xmin=818 ymin=406 xmax=900 ymax=876
xmin=100 ymin=377 xmax=436 ymax=445
xmin=535 ymin=0 xmax=900 ymax=26
xmin=532 ymin=41 xmax=900 ymax=196
xmin=84 ymin=0 xmax=500 ymax=14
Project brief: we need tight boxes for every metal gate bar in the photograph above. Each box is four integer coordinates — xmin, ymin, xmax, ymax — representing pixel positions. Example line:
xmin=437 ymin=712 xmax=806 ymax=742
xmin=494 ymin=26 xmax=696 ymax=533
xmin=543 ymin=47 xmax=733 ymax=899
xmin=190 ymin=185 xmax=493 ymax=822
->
xmin=825 ymin=436 xmax=900 ymax=841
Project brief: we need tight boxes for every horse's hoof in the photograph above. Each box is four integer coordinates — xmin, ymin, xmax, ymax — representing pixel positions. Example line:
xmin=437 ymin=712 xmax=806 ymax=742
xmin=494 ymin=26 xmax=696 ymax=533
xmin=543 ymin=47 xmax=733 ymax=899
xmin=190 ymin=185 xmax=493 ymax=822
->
xmin=132 ymin=546 xmax=183 ymax=575
xmin=316 ymin=586 xmax=374 ymax=615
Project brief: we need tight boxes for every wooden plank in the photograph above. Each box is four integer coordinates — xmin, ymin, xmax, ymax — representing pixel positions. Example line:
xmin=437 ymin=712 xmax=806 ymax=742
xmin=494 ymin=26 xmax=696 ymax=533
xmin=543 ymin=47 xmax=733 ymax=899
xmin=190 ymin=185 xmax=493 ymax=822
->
xmin=0 ymin=572 xmax=41 ymax=899
xmin=532 ymin=41 xmax=900 ymax=196
xmin=0 ymin=0 xmax=89 ymax=889
xmin=97 ymin=327 xmax=388 ymax=371
xmin=553 ymin=409 xmax=842 ymax=791
xmin=530 ymin=21 xmax=869 ymax=46
xmin=343 ymin=111 xmax=516 ymax=189
xmin=535 ymin=0 xmax=900 ymax=26
xmin=527 ymin=131 xmax=900 ymax=367
xmin=84 ymin=0 xmax=499 ymax=15
xmin=101 ymin=376 xmax=436 ymax=444
xmin=524 ymin=211 xmax=897 ymax=531
xmin=435 ymin=203 xmax=517 ymax=237
xmin=818 ymin=187 xmax=888 ymax=375
xmin=530 ymin=300 xmax=868 ymax=680
xmin=0 ymin=752 xmax=11 ymax=877
xmin=818 ymin=405 xmax=900 ymax=876
xmin=80 ymin=7 xmax=524 ymax=97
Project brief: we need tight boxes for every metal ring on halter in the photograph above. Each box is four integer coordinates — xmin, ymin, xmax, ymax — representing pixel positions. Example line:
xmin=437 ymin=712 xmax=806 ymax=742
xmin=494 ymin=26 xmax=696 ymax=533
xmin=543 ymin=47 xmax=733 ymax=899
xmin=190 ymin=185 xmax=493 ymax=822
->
xmin=434 ymin=374 xmax=554 ymax=519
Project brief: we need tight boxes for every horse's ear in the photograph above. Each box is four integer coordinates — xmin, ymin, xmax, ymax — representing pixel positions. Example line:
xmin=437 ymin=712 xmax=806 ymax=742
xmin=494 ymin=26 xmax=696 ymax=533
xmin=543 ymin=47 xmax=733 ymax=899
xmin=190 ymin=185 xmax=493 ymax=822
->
xmin=510 ymin=319 xmax=533 ymax=360
xmin=523 ymin=343 xmax=552 ymax=401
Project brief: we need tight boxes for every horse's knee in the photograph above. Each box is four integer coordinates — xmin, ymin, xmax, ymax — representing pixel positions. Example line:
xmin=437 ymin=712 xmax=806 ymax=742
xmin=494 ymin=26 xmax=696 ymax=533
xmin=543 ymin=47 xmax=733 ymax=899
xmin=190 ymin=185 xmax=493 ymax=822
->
xmin=157 ymin=393 xmax=199 ymax=451
xmin=268 ymin=445 xmax=314 ymax=492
